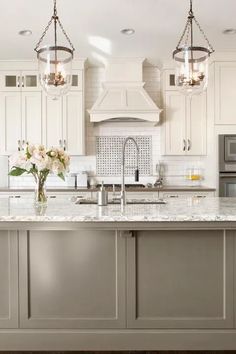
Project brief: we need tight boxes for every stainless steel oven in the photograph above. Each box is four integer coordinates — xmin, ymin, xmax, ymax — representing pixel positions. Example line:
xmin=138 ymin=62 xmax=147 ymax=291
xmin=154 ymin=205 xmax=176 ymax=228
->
xmin=219 ymin=174 xmax=236 ymax=197
xmin=219 ymin=135 xmax=236 ymax=196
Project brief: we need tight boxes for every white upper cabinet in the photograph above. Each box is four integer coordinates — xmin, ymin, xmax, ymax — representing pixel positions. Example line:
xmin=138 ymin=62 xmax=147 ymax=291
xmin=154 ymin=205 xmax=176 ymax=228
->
xmin=43 ymin=91 xmax=85 ymax=155
xmin=186 ymin=93 xmax=207 ymax=155
xmin=0 ymin=62 xmax=85 ymax=155
xmin=164 ymin=91 xmax=186 ymax=155
xmin=163 ymin=68 xmax=207 ymax=156
xmin=63 ymin=91 xmax=84 ymax=155
xmin=215 ymin=62 xmax=236 ymax=125
xmin=0 ymin=91 xmax=42 ymax=155
xmin=22 ymin=92 xmax=42 ymax=145
xmin=0 ymin=92 xmax=22 ymax=154
xmin=43 ymin=95 xmax=63 ymax=150
xmin=164 ymin=90 xmax=207 ymax=156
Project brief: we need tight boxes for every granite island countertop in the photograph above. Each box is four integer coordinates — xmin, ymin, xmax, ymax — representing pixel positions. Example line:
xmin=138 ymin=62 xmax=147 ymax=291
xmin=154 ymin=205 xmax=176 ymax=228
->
xmin=0 ymin=196 xmax=235 ymax=226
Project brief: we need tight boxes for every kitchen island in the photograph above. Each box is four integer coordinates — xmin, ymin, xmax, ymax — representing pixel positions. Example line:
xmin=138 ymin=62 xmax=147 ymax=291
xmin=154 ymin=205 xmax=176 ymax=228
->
xmin=1 ymin=196 xmax=236 ymax=351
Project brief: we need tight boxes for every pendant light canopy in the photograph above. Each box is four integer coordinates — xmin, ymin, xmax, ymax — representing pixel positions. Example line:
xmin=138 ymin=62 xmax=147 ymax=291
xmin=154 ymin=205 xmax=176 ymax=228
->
xmin=173 ymin=0 xmax=214 ymax=95
xmin=34 ymin=0 xmax=75 ymax=98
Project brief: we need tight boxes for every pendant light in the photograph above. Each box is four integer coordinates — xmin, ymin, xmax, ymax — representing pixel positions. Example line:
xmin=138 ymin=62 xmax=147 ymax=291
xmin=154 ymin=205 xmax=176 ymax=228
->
xmin=34 ymin=0 xmax=75 ymax=98
xmin=173 ymin=0 xmax=214 ymax=95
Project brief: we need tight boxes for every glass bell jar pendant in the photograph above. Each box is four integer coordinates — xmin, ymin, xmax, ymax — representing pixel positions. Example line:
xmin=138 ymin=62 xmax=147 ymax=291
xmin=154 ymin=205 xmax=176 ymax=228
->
xmin=172 ymin=0 xmax=214 ymax=95
xmin=34 ymin=0 xmax=75 ymax=98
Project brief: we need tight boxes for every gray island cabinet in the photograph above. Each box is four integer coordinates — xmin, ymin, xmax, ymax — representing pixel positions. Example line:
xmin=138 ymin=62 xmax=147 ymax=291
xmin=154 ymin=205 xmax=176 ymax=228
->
xmin=1 ymin=196 xmax=236 ymax=350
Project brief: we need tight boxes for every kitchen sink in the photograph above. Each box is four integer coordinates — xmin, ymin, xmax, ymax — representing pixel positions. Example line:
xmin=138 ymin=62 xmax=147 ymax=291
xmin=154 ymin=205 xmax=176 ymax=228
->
xmin=75 ymin=198 xmax=166 ymax=205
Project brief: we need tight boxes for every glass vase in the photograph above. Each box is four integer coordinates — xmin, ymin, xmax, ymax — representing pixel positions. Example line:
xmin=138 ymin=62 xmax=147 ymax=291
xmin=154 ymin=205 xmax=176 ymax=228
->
xmin=35 ymin=179 xmax=47 ymax=205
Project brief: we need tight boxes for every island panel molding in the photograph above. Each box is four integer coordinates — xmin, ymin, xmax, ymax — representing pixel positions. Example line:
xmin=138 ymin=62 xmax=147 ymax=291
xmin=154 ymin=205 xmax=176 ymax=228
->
xmin=19 ymin=229 xmax=126 ymax=329
xmin=127 ymin=230 xmax=234 ymax=328
xmin=0 ymin=231 xmax=18 ymax=328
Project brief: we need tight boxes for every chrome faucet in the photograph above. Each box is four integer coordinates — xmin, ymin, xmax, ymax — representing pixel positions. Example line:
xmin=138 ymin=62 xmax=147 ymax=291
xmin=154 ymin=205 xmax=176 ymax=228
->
xmin=120 ymin=137 xmax=140 ymax=206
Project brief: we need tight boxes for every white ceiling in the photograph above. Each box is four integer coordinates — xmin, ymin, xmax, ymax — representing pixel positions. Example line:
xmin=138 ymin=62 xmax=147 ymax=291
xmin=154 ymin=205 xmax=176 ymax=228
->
xmin=1 ymin=0 xmax=236 ymax=65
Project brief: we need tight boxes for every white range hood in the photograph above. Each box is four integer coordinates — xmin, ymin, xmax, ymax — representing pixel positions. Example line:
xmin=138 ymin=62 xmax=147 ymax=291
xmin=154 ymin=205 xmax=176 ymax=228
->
xmin=89 ymin=58 xmax=162 ymax=123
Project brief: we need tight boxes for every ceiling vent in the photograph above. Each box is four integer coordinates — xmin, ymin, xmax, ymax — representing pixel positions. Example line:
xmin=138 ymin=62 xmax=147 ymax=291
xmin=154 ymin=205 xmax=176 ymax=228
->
xmin=89 ymin=58 xmax=162 ymax=123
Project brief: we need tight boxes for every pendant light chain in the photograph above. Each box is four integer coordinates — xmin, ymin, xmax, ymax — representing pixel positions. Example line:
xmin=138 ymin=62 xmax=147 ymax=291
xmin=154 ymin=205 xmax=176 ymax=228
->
xmin=193 ymin=17 xmax=214 ymax=53
xmin=57 ymin=18 xmax=75 ymax=51
xmin=189 ymin=0 xmax=193 ymax=15
xmin=176 ymin=17 xmax=190 ymax=49
xmin=53 ymin=0 xmax=57 ymax=17
xmin=34 ymin=17 xmax=54 ymax=52
xmin=175 ymin=0 xmax=214 ymax=53
xmin=34 ymin=0 xmax=75 ymax=52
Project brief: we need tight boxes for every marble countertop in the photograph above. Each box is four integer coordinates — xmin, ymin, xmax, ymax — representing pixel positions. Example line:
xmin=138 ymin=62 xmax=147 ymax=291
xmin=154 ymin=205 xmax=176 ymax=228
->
xmin=0 ymin=196 xmax=235 ymax=223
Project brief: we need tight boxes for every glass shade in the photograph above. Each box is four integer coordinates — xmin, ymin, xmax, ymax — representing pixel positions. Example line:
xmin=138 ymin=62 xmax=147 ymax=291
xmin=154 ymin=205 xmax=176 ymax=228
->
xmin=173 ymin=46 xmax=210 ymax=95
xmin=37 ymin=45 xmax=73 ymax=97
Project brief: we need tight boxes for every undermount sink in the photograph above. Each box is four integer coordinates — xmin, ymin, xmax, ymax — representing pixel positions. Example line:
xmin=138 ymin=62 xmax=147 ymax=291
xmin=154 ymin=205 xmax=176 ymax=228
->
xmin=75 ymin=198 xmax=167 ymax=205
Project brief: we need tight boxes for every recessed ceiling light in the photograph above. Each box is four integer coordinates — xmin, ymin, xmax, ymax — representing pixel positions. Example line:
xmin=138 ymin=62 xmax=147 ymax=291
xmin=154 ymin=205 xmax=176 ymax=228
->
xmin=18 ymin=30 xmax=32 ymax=36
xmin=120 ymin=28 xmax=135 ymax=35
xmin=222 ymin=28 xmax=236 ymax=35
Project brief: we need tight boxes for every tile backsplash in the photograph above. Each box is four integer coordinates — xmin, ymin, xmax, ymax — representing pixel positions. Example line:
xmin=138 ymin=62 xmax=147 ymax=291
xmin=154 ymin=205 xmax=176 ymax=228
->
xmin=96 ymin=136 xmax=152 ymax=176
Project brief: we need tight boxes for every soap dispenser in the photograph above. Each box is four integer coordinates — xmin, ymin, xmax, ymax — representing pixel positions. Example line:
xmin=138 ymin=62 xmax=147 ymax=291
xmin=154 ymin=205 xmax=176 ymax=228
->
xmin=97 ymin=181 xmax=108 ymax=206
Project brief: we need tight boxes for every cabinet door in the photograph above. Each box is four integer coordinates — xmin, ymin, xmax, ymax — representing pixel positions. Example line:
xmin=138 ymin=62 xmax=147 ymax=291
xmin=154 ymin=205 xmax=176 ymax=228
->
xmin=63 ymin=91 xmax=85 ymax=155
xmin=186 ymin=93 xmax=207 ymax=155
xmin=22 ymin=91 xmax=43 ymax=144
xmin=0 ymin=70 xmax=21 ymax=91
xmin=19 ymin=230 xmax=126 ymax=329
xmin=71 ymin=70 xmax=83 ymax=91
xmin=215 ymin=62 xmax=236 ymax=124
xmin=164 ymin=91 xmax=186 ymax=155
xmin=164 ymin=69 xmax=177 ymax=90
xmin=0 ymin=91 xmax=22 ymax=154
xmin=127 ymin=230 xmax=234 ymax=328
xmin=21 ymin=71 xmax=39 ymax=91
xmin=0 ymin=231 xmax=18 ymax=328
xmin=43 ymin=94 xmax=63 ymax=149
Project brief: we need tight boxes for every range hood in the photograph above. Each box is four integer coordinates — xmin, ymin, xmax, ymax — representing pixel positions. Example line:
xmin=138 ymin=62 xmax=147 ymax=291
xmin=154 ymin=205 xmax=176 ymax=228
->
xmin=89 ymin=58 xmax=162 ymax=123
